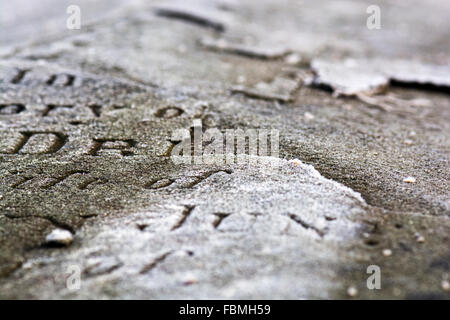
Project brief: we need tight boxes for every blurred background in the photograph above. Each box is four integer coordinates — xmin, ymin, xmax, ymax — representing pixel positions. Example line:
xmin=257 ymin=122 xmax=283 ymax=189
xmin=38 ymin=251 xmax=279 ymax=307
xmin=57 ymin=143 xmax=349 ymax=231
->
xmin=1 ymin=0 xmax=449 ymax=65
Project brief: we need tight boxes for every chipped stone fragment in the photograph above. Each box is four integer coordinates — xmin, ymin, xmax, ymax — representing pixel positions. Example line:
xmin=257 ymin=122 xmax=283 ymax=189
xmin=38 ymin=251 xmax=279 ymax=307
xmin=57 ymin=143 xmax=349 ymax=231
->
xmin=347 ymin=286 xmax=358 ymax=297
xmin=284 ymin=53 xmax=302 ymax=65
xmin=403 ymin=177 xmax=416 ymax=184
xmin=415 ymin=233 xmax=425 ymax=243
xmin=442 ymin=280 xmax=450 ymax=291
xmin=45 ymin=229 xmax=73 ymax=247
xmin=311 ymin=58 xmax=450 ymax=96
xmin=304 ymin=112 xmax=315 ymax=120
xmin=311 ymin=59 xmax=388 ymax=96
xmin=385 ymin=60 xmax=450 ymax=88
xmin=289 ymin=159 xmax=302 ymax=166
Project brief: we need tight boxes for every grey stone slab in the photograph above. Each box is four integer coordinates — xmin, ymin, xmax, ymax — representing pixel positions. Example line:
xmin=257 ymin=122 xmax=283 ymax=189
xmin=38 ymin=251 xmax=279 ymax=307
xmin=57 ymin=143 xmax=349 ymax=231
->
xmin=0 ymin=0 xmax=449 ymax=299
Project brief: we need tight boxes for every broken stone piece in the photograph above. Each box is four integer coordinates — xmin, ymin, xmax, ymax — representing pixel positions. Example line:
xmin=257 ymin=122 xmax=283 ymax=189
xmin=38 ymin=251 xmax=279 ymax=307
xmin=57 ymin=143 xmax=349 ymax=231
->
xmin=442 ymin=280 xmax=450 ymax=291
xmin=347 ymin=286 xmax=358 ymax=297
xmin=311 ymin=58 xmax=450 ymax=97
xmin=199 ymin=37 xmax=290 ymax=60
xmin=311 ymin=59 xmax=388 ymax=96
xmin=231 ymin=76 xmax=300 ymax=102
xmin=45 ymin=229 xmax=73 ymax=247
xmin=403 ymin=177 xmax=416 ymax=184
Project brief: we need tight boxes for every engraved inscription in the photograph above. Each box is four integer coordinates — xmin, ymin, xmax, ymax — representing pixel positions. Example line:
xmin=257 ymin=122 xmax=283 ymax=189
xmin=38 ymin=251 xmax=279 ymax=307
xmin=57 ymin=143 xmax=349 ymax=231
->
xmin=145 ymin=178 xmax=175 ymax=189
xmin=0 ymin=132 xmax=67 ymax=154
xmin=8 ymin=171 xmax=103 ymax=191
xmin=154 ymin=106 xmax=184 ymax=119
xmin=89 ymin=139 xmax=136 ymax=156
xmin=0 ymin=104 xmax=25 ymax=115
xmin=42 ymin=104 xmax=73 ymax=117
xmin=46 ymin=74 xmax=75 ymax=86
xmin=144 ymin=170 xmax=232 ymax=191
xmin=88 ymin=104 xmax=102 ymax=117
xmin=10 ymin=69 xmax=29 ymax=84
xmin=179 ymin=169 xmax=232 ymax=188
xmin=40 ymin=170 xmax=88 ymax=189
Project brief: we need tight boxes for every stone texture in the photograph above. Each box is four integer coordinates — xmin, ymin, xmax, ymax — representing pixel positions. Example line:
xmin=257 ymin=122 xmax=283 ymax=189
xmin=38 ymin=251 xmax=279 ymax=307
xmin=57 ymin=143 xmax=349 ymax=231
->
xmin=0 ymin=0 xmax=449 ymax=299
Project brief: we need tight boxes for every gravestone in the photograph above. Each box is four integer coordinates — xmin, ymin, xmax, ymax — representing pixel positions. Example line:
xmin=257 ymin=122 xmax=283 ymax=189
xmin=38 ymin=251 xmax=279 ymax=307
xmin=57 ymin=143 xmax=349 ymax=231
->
xmin=0 ymin=0 xmax=449 ymax=299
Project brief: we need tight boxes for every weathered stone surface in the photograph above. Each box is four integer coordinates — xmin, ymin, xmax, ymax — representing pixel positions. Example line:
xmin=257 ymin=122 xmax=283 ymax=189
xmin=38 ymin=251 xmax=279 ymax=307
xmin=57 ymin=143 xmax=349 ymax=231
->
xmin=0 ymin=0 xmax=449 ymax=299
xmin=311 ymin=58 xmax=450 ymax=96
